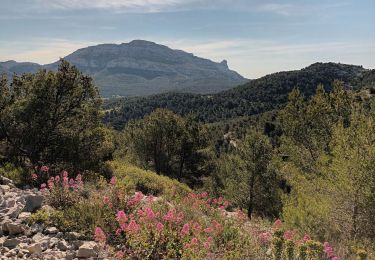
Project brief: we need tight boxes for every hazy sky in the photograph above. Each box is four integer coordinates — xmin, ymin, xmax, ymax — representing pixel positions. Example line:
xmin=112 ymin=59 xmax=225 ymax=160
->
xmin=1 ymin=0 xmax=374 ymax=78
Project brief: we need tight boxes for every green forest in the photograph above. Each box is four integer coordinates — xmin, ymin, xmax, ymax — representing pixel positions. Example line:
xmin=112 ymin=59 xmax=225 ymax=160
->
xmin=1 ymin=61 xmax=375 ymax=259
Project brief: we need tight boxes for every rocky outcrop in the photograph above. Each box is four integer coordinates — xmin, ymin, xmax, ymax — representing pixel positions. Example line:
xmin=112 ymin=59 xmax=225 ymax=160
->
xmin=0 ymin=176 xmax=105 ymax=259
xmin=1 ymin=40 xmax=248 ymax=97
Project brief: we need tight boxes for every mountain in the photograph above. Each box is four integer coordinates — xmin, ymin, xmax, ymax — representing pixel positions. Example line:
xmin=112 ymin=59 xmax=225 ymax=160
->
xmin=104 ymin=62 xmax=375 ymax=129
xmin=0 ymin=40 xmax=248 ymax=97
xmin=0 ymin=60 xmax=41 ymax=75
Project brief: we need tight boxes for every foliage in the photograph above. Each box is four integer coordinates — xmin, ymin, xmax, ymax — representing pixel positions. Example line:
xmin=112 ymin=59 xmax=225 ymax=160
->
xmin=107 ymin=161 xmax=192 ymax=200
xmin=118 ymin=109 xmax=208 ymax=185
xmin=0 ymin=60 xmax=114 ymax=174
xmin=211 ymin=130 xmax=282 ymax=219
xmin=279 ymin=84 xmax=375 ymax=255
xmin=104 ymin=63 xmax=372 ymax=129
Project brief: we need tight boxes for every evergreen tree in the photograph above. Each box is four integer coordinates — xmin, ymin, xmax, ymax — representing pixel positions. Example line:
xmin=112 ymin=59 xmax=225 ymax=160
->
xmin=0 ymin=60 xmax=114 ymax=173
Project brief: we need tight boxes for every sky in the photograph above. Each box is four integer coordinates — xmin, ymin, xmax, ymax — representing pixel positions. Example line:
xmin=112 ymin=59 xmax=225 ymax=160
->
xmin=0 ymin=0 xmax=374 ymax=78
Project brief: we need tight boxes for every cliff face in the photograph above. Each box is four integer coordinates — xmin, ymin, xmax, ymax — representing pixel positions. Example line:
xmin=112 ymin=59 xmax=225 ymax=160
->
xmin=1 ymin=40 xmax=248 ymax=97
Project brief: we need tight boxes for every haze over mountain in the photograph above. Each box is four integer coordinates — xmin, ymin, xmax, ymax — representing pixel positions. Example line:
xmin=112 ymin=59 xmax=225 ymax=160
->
xmin=0 ymin=40 xmax=247 ymax=97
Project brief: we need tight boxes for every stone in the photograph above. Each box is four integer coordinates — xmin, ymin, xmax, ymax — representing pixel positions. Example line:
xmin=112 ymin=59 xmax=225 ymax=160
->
xmin=49 ymin=237 xmax=59 ymax=248
xmin=32 ymin=232 xmax=45 ymax=242
xmin=65 ymin=231 xmax=82 ymax=241
xmin=0 ymin=236 xmax=6 ymax=245
xmin=0 ymin=176 xmax=15 ymax=186
xmin=3 ymin=238 xmax=21 ymax=248
xmin=23 ymin=194 xmax=43 ymax=212
xmin=18 ymin=212 xmax=32 ymax=221
xmin=71 ymin=240 xmax=85 ymax=250
xmin=57 ymin=240 xmax=69 ymax=251
xmin=7 ymin=204 xmax=24 ymax=219
xmin=30 ymin=223 xmax=44 ymax=234
xmin=55 ymin=232 xmax=63 ymax=238
xmin=77 ymin=241 xmax=98 ymax=258
xmin=0 ymin=185 xmax=10 ymax=192
xmin=27 ymin=243 xmax=43 ymax=254
xmin=44 ymin=226 xmax=58 ymax=234
xmin=5 ymin=222 xmax=25 ymax=235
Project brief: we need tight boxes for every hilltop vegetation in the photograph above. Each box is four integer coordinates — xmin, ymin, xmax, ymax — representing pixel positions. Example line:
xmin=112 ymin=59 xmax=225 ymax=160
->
xmin=1 ymin=61 xmax=375 ymax=259
xmin=104 ymin=62 xmax=375 ymax=129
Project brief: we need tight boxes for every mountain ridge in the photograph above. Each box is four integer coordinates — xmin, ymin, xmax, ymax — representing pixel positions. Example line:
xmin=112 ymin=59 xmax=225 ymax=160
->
xmin=0 ymin=40 xmax=248 ymax=97
xmin=103 ymin=62 xmax=375 ymax=129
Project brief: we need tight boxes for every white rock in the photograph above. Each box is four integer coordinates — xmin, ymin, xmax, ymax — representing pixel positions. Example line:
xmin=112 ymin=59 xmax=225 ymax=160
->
xmin=0 ymin=185 xmax=10 ymax=192
xmin=27 ymin=243 xmax=43 ymax=254
xmin=44 ymin=226 xmax=58 ymax=234
xmin=18 ymin=212 xmax=32 ymax=221
xmin=77 ymin=241 xmax=98 ymax=258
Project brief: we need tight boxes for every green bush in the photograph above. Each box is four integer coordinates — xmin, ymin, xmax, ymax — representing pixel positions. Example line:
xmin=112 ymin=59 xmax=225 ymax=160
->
xmin=0 ymin=163 xmax=28 ymax=186
xmin=107 ymin=161 xmax=192 ymax=199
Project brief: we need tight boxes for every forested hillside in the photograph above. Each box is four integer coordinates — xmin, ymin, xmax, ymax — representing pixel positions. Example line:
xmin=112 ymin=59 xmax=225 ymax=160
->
xmin=1 ymin=61 xmax=375 ymax=259
xmin=104 ymin=62 xmax=375 ymax=130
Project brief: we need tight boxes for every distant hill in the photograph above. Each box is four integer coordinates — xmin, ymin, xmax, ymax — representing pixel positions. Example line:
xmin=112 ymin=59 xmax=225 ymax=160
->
xmin=104 ymin=62 xmax=375 ymax=129
xmin=0 ymin=40 xmax=248 ymax=97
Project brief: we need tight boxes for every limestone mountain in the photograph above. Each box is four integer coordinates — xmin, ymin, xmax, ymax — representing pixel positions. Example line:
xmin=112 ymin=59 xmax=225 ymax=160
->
xmin=0 ymin=40 xmax=247 ymax=97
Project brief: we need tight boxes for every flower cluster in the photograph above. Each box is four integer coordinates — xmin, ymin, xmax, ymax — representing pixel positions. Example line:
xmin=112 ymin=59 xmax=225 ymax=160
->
xmin=40 ymin=172 xmax=83 ymax=192
xmin=324 ymin=242 xmax=339 ymax=260
xmin=93 ymin=191 xmax=239 ymax=259
xmin=34 ymin=167 xmax=84 ymax=209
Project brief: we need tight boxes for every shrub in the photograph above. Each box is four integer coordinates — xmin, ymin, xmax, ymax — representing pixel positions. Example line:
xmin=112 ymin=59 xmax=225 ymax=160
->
xmin=0 ymin=163 xmax=28 ymax=186
xmin=107 ymin=161 xmax=192 ymax=199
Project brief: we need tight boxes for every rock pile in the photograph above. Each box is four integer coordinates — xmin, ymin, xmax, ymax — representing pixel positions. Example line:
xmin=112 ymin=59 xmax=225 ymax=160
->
xmin=0 ymin=176 xmax=103 ymax=259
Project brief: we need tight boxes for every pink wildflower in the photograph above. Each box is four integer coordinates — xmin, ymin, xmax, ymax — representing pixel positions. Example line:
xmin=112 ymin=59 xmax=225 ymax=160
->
xmin=40 ymin=165 xmax=49 ymax=172
xmin=62 ymin=170 xmax=68 ymax=178
xmin=211 ymin=220 xmax=222 ymax=230
xmin=94 ymin=227 xmax=106 ymax=243
xmin=204 ymin=227 xmax=213 ymax=233
xmin=75 ymin=174 xmax=82 ymax=184
xmin=283 ymin=230 xmax=296 ymax=240
xmin=127 ymin=220 xmax=140 ymax=234
xmin=323 ymin=242 xmax=334 ymax=257
xmin=103 ymin=196 xmax=112 ymax=208
xmin=115 ymin=228 xmax=122 ymax=236
xmin=180 ymin=223 xmax=190 ymax=236
xmin=273 ymin=219 xmax=283 ymax=229
xmin=258 ymin=231 xmax=272 ymax=244
xmin=54 ymin=175 xmax=60 ymax=183
xmin=303 ymin=234 xmax=311 ymax=241
xmin=127 ymin=192 xmax=144 ymax=207
xmin=47 ymin=179 xmax=54 ymax=189
xmin=116 ymin=210 xmax=128 ymax=225
xmin=175 ymin=212 xmax=184 ymax=223
xmin=145 ymin=207 xmax=155 ymax=220
xmin=203 ymin=236 xmax=213 ymax=249
xmin=163 ymin=208 xmax=176 ymax=222
xmin=201 ymin=192 xmax=208 ymax=198
xmin=156 ymin=222 xmax=164 ymax=232
xmin=115 ymin=251 xmax=124 ymax=259
xmin=192 ymin=222 xmax=202 ymax=233
xmin=110 ymin=176 xmax=117 ymax=186
xmin=40 ymin=183 xmax=47 ymax=190
xmin=191 ymin=237 xmax=198 ymax=246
